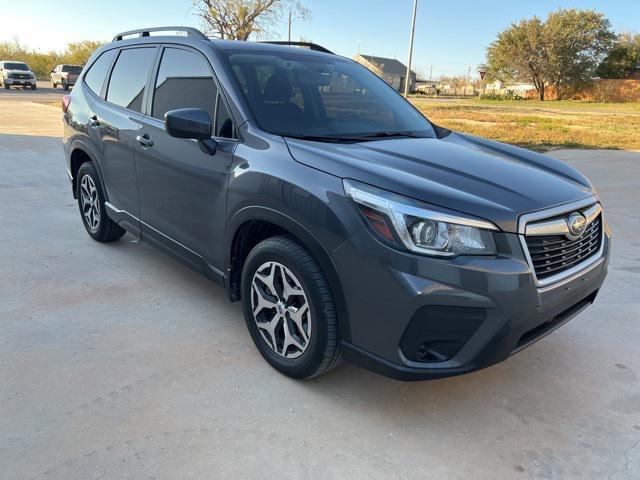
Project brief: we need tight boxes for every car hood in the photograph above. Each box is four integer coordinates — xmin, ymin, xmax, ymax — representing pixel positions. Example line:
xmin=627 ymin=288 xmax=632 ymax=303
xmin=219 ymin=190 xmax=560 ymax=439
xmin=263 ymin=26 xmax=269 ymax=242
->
xmin=285 ymin=132 xmax=595 ymax=233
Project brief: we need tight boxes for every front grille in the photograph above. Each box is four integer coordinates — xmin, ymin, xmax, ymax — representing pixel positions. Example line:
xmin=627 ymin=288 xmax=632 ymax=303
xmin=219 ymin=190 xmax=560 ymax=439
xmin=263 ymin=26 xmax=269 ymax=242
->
xmin=10 ymin=73 xmax=28 ymax=79
xmin=526 ymin=214 xmax=602 ymax=280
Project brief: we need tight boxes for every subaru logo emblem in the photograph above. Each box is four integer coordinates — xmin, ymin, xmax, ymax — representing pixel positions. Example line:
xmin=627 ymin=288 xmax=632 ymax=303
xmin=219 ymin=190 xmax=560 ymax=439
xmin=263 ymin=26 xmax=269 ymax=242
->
xmin=566 ymin=212 xmax=587 ymax=240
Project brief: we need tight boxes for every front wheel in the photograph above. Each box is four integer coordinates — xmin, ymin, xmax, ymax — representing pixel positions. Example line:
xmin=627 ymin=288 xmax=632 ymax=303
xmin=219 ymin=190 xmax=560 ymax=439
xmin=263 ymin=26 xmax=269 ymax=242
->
xmin=52 ymin=81 xmax=57 ymax=88
xmin=241 ymin=236 xmax=342 ymax=379
xmin=31 ymin=84 xmax=36 ymax=90
xmin=76 ymin=162 xmax=125 ymax=242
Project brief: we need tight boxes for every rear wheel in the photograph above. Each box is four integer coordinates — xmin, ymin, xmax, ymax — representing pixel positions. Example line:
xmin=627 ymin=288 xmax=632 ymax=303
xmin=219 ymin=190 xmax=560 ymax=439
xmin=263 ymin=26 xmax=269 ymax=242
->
xmin=76 ymin=162 xmax=125 ymax=242
xmin=241 ymin=236 xmax=342 ymax=379
xmin=63 ymin=81 xmax=69 ymax=91
xmin=3 ymin=84 xmax=9 ymax=89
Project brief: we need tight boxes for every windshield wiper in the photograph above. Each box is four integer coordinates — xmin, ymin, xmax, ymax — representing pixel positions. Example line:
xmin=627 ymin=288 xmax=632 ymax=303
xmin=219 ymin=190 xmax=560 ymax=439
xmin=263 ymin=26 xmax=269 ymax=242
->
xmin=282 ymin=131 xmax=423 ymax=143
xmin=352 ymin=130 xmax=422 ymax=140
xmin=281 ymin=134 xmax=364 ymax=143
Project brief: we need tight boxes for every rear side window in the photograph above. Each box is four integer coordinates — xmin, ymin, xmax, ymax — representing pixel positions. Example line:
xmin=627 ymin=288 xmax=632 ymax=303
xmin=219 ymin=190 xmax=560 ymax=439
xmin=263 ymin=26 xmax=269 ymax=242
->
xmin=152 ymin=47 xmax=216 ymax=120
xmin=106 ymin=48 xmax=156 ymax=112
xmin=84 ymin=50 xmax=116 ymax=96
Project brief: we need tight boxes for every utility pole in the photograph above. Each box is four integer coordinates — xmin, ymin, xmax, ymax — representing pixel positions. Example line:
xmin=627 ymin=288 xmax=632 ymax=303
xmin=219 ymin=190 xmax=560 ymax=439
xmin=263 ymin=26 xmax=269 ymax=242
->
xmin=403 ymin=0 xmax=418 ymax=97
xmin=288 ymin=10 xmax=292 ymax=42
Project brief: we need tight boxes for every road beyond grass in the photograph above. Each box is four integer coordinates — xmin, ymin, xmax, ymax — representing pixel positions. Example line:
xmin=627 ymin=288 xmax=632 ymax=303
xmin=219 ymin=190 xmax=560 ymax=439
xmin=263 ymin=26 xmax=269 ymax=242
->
xmin=410 ymin=98 xmax=640 ymax=152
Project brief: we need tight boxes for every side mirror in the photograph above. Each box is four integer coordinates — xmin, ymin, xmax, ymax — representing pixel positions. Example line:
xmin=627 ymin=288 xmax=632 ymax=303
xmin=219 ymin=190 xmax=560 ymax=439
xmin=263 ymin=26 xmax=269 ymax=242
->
xmin=165 ymin=108 xmax=211 ymax=139
xmin=164 ymin=108 xmax=218 ymax=155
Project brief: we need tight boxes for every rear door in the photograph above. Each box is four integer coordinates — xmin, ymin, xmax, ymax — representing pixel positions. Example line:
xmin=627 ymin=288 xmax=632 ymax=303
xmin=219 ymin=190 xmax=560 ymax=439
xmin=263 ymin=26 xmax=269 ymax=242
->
xmin=88 ymin=46 xmax=157 ymax=221
xmin=135 ymin=46 xmax=237 ymax=271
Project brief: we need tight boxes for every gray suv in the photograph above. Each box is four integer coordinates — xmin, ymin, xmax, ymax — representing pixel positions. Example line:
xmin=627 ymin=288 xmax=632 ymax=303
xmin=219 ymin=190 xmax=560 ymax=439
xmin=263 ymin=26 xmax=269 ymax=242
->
xmin=0 ymin=60 xmax=37 ymax=89
xmin=62 ymin=27 xmax=610 ymax=380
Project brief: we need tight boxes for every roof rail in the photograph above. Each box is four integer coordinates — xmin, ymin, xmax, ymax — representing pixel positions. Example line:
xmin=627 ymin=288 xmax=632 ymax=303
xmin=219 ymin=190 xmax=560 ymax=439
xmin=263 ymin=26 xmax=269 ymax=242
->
xmin=259 ymin=41 xmax=334 ymax=54
xmin=112 ymin=26 xmax=208 ymax=42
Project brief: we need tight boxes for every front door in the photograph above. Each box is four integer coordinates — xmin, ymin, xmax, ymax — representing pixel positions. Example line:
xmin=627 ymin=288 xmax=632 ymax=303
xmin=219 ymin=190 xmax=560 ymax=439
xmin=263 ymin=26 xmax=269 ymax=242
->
xmin=135 ymin=46 xmax=237 ymax=272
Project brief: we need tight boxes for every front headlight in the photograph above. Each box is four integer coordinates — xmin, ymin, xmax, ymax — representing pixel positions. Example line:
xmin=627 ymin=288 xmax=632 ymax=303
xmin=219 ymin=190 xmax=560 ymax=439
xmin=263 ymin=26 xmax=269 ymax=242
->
xmin=344 ymin=179 xmax=498 ymax=257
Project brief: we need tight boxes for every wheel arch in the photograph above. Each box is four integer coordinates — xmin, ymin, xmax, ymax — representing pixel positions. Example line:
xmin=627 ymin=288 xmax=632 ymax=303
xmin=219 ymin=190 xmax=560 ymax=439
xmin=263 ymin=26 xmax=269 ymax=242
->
xmin=68 ymin=140 xmax=108 ymax=201
xmin=226 ymin=206 xmax=351 ymax=341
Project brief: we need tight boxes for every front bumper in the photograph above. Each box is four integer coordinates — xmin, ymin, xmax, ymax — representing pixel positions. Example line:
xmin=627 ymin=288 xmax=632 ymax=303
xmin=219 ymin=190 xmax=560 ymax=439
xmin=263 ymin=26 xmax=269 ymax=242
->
xmin=4 ymin=78 xmax=36 ymax=86
xmin=331 ymin=225 xmax=610 ymax=381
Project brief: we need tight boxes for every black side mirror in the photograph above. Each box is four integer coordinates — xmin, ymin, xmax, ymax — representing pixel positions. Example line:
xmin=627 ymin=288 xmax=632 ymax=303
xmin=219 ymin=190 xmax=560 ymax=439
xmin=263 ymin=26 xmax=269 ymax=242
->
xmin=164 ymin=108 xmax=217 ymax=155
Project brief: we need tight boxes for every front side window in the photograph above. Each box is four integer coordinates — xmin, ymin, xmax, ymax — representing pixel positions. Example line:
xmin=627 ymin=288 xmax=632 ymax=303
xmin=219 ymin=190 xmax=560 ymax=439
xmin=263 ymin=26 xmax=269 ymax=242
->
xmin=152 ymin=48 xmax=216 ymax=120
xmin=106 ymin=48 xmax=156 ymax=112
xmin=215 ymin=94 xmax=234 ymax=138
xmin=84 ymin=49 xmax=117 ymax=96
xmin=224 ymin=50 xmax=435 ymax=140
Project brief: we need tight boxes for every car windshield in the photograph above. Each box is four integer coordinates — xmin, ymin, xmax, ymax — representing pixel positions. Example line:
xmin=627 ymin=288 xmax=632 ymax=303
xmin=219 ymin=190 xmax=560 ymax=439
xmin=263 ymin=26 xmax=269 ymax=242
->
xmin=62 ymin=65 xmax=82 ymax=74
xmin=224 ymin=49 xmax=435 ymax=140
xmin=4 ymin=62 xmax=29 ymax=71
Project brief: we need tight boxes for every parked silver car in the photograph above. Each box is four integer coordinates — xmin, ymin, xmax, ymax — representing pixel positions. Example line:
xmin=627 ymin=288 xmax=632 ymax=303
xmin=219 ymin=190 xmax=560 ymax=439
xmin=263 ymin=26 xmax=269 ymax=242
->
xmin=51 ymin=64 xmax=83 ymax=90
xmin=0 ymin=60 xmax=36 ymax=89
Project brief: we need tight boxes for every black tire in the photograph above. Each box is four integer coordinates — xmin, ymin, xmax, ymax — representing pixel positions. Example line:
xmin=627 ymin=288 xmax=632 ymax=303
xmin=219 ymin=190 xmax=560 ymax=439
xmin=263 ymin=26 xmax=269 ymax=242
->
xmin=31 ymin=84 xmax=36 ymax=90
xmin=3 ymin=84 xmax=9 ymax=89
xmin=52 ymin=81 xmax=57 ymax=88
xmin=63 ymin=82 xmax=69 ymax=91
xmin=76 ymin=162 xmax=125 ymax=243
xmin=241 ymin=236 xmax=342 ymax=379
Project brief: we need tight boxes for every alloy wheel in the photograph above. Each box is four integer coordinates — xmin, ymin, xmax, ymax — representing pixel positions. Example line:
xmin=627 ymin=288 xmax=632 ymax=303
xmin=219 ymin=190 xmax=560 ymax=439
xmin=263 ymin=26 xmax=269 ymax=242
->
xmin=251 ymin=261 xmax=311 ymax=359
xmin=80 ymin=174 xmax=100 ymax=230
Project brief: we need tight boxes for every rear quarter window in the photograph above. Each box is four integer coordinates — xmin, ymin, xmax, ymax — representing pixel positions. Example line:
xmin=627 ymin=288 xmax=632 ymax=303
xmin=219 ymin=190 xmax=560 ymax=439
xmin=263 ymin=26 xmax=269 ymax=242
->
xmin=84 ymin=50 xmax=117 ymax=96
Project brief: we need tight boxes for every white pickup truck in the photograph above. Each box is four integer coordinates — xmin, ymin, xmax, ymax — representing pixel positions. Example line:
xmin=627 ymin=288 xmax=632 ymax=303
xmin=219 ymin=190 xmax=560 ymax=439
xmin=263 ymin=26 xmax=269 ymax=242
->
xmin=51 ymin=64 xmax=83 ymax=90
xmin=0 ymin=61 xmax=37 ymax=90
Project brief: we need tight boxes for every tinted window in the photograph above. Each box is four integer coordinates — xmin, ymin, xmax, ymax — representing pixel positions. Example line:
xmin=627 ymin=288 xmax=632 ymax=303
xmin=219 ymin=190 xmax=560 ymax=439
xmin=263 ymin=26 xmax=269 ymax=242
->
xmin=63 ymin=65 xmax=82 ymax=74
xmin=84 ymin=50 xmax=116 ymax=96
xmin=4 ymin=62 xmax=29 ymax=71
xmin=152 ymin=48 xmax=216 ymax=120
xmin=215 ymin=95 xmax=234 ymax=138
xmin=107 ymin=48 xmax=156 ymax=112
xmin=225 ymin=51 xmax=434 ymax=139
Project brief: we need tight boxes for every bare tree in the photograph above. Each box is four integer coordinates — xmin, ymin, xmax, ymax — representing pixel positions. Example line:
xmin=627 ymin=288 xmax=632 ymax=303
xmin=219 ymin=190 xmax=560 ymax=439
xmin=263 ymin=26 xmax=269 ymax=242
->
xmin=193 ymin=0 xmax=309 ymax=41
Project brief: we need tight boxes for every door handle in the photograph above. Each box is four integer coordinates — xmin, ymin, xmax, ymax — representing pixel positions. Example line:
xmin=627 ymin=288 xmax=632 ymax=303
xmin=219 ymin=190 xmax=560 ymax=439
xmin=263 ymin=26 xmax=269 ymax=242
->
xmin=90 ymin=115 xmax=100 ymax=127
xmin=136 ymin=134 xmax=153 ymax=148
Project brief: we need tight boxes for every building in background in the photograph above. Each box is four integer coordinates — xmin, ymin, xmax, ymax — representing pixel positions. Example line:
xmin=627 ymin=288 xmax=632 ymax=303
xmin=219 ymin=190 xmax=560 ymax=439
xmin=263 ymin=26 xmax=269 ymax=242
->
xmin=354 ymin=54 xmax=416 ymax=93
xmin=483 ymin=80 xmax=537 ymax=97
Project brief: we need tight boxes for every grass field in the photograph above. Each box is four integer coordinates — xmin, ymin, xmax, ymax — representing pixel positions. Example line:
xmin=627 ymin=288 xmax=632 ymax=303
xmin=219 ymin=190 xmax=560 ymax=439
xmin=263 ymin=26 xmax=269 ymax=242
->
xmin=410 ymin=98 xmax=640 ymax=151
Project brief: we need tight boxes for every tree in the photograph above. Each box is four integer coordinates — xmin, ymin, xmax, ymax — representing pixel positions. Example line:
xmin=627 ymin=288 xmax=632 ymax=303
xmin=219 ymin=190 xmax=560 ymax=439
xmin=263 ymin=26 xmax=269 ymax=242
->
xmin=193 ymin=0 xmax=308 ymax=41
xmin=486 ymin=17 xmax=547 ymax=99
xmin=596 ymin=33 xmax=640 ymax=79
xmin=63 ymin=41 xmax=105 ymax=65
xmin=0 ymin=38 xmax=104 ymax=79
xmin=485 ymin=8 xmax=615 ymax=100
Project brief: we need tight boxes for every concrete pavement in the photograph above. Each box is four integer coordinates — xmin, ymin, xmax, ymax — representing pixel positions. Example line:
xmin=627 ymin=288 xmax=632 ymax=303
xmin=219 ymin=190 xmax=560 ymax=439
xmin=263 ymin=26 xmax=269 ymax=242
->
xmin=1 ymin=102 xmax=639 ymax=479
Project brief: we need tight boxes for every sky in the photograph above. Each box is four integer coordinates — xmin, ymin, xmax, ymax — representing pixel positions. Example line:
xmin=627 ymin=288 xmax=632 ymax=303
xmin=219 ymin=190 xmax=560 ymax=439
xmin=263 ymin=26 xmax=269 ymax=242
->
xmin=1 ymin=0 xmax=638 ymax=78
